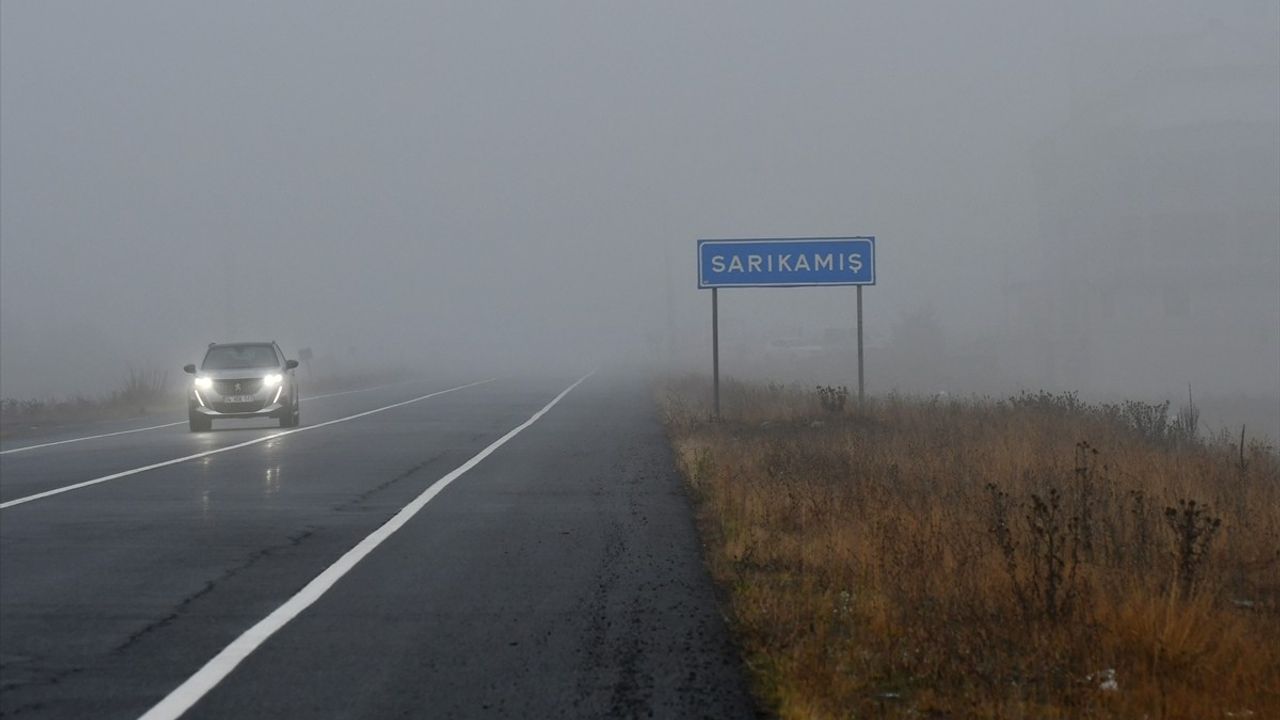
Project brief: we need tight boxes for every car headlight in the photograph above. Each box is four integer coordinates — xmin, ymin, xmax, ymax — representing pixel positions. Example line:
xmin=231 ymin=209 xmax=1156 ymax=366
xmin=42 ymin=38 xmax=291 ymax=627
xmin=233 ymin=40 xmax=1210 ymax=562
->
xmin=194 ymin=376 xmax=213 ymax=390
xmin=262 ymin=373 xmax=284 ymax=387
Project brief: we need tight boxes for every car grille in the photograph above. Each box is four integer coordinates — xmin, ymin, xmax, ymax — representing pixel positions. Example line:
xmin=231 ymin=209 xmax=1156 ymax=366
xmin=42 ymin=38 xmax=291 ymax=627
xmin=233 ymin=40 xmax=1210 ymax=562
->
xmin=213 ymin=379 xmax=263 ymax=395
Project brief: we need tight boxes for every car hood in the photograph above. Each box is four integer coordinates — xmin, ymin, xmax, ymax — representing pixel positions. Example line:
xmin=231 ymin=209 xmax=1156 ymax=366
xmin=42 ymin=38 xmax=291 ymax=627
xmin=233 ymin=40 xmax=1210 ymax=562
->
xmin=197 ymin=368 xmax=283 ymax=380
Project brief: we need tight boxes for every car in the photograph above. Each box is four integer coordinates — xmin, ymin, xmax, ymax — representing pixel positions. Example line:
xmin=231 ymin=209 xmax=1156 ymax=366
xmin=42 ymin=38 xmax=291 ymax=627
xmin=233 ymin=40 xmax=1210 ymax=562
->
xmin=183 ymin=341 xmax=300 ymax=432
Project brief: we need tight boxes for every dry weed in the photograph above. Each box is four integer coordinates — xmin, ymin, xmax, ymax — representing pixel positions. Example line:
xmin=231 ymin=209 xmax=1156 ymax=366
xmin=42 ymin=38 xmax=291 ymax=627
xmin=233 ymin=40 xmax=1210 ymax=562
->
xmin=661 ymin=376 xmax=1280 ymax=719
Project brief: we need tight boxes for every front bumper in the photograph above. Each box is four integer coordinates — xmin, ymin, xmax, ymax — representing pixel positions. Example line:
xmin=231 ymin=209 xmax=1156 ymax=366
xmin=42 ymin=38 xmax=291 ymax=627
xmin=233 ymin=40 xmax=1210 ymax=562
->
xmin=190 ymin=401 xmax=289 ymax=419
xmin=190 ymin=383 xmax=290 ymax=419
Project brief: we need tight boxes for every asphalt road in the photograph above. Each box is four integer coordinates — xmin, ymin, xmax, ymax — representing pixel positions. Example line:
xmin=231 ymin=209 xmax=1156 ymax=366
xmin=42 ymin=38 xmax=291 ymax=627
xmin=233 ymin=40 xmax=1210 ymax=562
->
xmin=0 ymin=373 xmax=756 ymax=719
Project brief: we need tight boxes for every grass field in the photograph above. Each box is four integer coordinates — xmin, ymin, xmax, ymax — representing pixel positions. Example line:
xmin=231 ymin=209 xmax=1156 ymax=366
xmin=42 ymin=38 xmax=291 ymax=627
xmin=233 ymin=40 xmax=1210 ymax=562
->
xmin=662 ymin=377 xmax=1279 ymax=719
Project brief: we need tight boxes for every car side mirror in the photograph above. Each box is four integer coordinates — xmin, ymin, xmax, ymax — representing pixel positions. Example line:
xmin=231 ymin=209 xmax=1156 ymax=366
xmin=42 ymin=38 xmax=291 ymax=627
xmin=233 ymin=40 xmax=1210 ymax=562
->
xmin=285 ymin=359 xmax=299 ymax=370
xmin=183 ymin=364 xmax=197 ymax=374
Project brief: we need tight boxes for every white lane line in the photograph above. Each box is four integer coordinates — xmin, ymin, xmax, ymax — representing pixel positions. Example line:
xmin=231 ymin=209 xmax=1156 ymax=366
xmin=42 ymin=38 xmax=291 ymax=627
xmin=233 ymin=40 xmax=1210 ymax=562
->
xmin=0 ymin=422 xmax=188 ymax=455
xmin=299 ymin=376 xmax=419 ymax=404
xmin=0 ymin=379 xmax=496 ymax=510
xmin=0 ymin=379 xmax=423 ymax=456
xmin=136 ymin=371 xmax=593 ymax=720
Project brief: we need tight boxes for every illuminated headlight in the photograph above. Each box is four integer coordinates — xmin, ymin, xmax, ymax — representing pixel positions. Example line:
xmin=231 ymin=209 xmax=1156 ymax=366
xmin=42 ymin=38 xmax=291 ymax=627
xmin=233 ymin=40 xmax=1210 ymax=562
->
xmin=193 ymin=376 xmax=213 ymax=390
xmin=262 ymin=373 xmax=284 ymax=387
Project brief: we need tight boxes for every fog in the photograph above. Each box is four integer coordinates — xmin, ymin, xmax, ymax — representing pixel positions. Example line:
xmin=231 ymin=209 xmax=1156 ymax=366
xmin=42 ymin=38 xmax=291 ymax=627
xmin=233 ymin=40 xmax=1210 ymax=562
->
xmin=2 ymin=2 xmax=1277 ymax=433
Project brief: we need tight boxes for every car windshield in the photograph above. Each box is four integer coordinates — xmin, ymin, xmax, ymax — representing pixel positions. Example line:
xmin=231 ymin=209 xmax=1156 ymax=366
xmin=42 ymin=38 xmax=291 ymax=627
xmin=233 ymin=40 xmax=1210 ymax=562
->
xmin=201 ymin=345 xmax=278 ymax=370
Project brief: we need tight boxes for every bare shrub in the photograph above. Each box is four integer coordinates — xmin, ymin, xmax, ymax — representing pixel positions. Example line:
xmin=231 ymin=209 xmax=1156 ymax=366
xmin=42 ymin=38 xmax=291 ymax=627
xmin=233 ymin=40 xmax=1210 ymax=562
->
xmin=1164 ymin=499 xmax=1222 ymax=599
xmin=815 ymin=385 xmax=848 ymax=414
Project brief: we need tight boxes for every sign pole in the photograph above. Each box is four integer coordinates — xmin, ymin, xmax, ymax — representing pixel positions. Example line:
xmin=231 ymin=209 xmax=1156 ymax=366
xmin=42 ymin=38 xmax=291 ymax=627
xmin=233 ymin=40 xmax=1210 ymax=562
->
xmin=712 ymin=287 xmax=721 ymax=419
xmin=857 ymin=285 xmax=864 ymax=404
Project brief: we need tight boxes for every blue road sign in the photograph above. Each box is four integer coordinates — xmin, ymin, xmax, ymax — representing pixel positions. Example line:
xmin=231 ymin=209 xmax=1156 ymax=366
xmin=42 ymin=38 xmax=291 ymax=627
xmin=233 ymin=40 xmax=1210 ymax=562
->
xmin=697 ymin=237 xmax=875 ymax=288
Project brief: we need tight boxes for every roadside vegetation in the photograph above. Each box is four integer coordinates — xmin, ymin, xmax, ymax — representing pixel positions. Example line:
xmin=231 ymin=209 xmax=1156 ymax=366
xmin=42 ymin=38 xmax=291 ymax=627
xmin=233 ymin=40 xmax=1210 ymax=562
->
xmin=662 ymin=376 xmax=1279 ymax=718
xmin=1 ymin=368 xmax=178 ymax=435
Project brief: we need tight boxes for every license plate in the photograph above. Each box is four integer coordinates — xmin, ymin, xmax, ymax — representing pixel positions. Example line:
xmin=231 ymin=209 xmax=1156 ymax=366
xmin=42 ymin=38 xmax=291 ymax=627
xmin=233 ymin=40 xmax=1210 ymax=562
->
xmin=223 ymin=395 xmax=256 ymax=403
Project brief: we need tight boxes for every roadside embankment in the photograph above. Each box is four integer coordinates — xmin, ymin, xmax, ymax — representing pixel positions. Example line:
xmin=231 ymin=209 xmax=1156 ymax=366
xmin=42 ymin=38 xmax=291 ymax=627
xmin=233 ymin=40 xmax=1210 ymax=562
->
xmin=662 ymin=376 xmax=1279 ymax=718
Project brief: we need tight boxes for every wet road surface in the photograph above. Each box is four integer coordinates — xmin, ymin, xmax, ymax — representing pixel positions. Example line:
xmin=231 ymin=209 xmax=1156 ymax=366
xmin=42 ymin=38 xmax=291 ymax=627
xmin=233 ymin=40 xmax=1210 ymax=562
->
xmin=0 ymin=373 xmax=755 ymax=719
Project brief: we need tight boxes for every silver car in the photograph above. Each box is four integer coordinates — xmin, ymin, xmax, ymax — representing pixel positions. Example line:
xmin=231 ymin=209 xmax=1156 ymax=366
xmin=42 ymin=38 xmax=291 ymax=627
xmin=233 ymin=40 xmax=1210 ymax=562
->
xmin=183 ymin=341 xmax=300 ymax=431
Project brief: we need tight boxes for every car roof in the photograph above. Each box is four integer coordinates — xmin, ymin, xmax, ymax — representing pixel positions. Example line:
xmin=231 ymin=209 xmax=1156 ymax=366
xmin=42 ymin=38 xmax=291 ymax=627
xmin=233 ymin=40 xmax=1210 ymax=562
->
xmin=208 ymin=341 xmax=278 ymax=347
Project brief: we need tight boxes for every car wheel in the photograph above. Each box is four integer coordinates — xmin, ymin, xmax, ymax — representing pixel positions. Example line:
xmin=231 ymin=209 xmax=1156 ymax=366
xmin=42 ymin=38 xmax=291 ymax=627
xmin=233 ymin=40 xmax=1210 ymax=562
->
xmin=279 ymin=396 xmax=299 ymax=428
xmin=189 ymin=413 xmax=211 ymax=432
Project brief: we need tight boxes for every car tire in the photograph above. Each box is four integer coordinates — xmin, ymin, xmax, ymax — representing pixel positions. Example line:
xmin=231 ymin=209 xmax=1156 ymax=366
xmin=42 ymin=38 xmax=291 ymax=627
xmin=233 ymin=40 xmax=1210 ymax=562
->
xmin=189 ymin=413 xmax=211 ymax=432
xmin=279 ymin=395 xmax=299 ymax=428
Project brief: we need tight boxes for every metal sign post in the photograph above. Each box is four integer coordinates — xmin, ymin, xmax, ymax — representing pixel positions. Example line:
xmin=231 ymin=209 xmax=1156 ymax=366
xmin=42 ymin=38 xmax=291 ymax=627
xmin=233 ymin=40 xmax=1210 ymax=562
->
xmin=698 ymin=236 xmax=876 ymax=419
xmin=857 ymin=286 xmax=864 ymax=403
xmin=712 ymin=288 xmax=720 ymax=419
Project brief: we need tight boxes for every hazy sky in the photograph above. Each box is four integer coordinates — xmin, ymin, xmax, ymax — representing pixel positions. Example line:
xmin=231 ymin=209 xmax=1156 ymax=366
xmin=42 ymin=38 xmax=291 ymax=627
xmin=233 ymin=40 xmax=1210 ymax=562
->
xmin=2 ymin=1 xmax=1277 ymax=404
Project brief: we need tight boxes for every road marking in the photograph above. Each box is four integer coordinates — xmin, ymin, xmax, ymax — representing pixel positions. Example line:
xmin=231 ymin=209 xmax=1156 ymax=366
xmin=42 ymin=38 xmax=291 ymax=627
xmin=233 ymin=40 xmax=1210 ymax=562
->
xmin=0 ymin=379 xmax=496 ymax=510
xmin=0 ymin=379 xmax=421 ymax=456
xmin=300 ymin=380 xmax=412 ymax=402
xmin=0 ymin=421 xmax=188 ymax=455
xmin=136 ymin=371 xmax=593 ymax=720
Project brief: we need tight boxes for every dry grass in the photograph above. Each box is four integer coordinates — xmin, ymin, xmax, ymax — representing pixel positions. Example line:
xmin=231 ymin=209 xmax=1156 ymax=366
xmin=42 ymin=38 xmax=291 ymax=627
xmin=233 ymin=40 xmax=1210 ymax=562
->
xmin=662 ymin=376 xmax=1280 ymax=719
xmin=0 ymin=368 xmax=177 ymax=435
